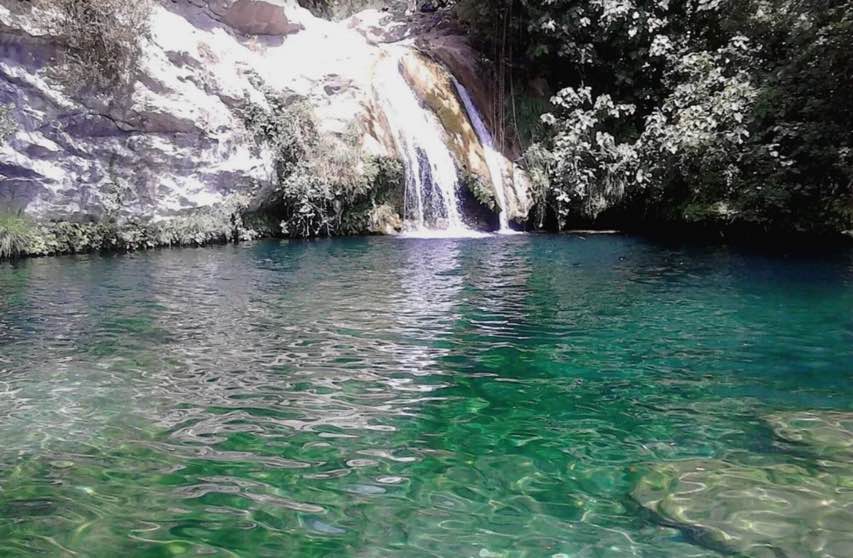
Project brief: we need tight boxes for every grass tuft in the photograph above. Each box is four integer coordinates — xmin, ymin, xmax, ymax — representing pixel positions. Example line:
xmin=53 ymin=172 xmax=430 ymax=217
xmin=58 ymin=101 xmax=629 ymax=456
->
xmin=0 ymin=213 xmax=35 ymax=261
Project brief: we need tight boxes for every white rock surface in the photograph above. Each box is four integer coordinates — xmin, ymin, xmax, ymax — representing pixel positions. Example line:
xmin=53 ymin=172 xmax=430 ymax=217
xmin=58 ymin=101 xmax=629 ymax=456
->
xmin=0 ymin=0 xmax=531 ymax=228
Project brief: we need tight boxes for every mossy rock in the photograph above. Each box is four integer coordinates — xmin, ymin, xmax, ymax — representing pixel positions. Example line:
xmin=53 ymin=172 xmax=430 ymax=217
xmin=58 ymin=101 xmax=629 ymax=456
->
xmin=3 ymin=195 xmax=265 ymax=260
xmin=633 ymin=459 xmax=853 ymax=557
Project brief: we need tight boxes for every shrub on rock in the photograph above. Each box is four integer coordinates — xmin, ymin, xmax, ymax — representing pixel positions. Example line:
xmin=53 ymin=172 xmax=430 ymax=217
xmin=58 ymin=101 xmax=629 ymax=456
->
xmin=49 ymin=0 xmax=152 ymax=89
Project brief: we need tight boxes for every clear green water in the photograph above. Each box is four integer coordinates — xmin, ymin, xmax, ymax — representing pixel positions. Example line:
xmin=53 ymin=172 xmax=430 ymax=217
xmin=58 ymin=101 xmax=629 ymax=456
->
xmin=0 ymin=235 xmax=851 ymax=557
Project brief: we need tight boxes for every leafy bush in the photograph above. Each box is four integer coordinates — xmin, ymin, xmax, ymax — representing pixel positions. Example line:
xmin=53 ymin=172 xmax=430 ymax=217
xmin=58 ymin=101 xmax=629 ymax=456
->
xmin=338 ymin=156 xmax=405 ymax=235
xmin=49 ymin=0 xmax=152 ymax=89
xmin=0 ymin=105 xmax=14 ymax=144
xmin=459 ymin=170 xmax=496 ymax=211
xmin=534 ymin=87 xmax=639 ymax=228
xmin=633 ymin=39 xmax=758 ymax=222
xmin=299 ymin=0 xmax=396 ymax=20
xmin=462 ymin=0 xmax=853 ymax=234
xmin=0 ymin=213 xmax=35 ymax=261
xmin=242 ymin=91 xmax=403 ymax=238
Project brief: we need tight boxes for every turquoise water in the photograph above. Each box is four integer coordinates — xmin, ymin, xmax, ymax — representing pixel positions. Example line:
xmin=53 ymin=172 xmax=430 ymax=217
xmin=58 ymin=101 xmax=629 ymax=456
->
xmin=0 ymin=235 xmax=851 ymax=557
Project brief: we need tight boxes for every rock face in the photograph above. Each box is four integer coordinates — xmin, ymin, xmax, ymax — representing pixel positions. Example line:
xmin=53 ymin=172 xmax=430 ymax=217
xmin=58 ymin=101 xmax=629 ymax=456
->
xmin=397 ymin=50 xmax=531 ymax=224
xmin=0 ymin=0 xmax=532 ymax=242
xmin=209 ymin=0 xmax=305 ymax=35
xmin=0 ymin=0 xmax=379 ymax=225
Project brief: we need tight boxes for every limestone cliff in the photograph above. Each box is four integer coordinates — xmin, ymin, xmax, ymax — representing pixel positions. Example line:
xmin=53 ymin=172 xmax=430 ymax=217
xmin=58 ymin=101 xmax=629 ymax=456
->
xmin=0 ymin=0 xmax=531 ymax=254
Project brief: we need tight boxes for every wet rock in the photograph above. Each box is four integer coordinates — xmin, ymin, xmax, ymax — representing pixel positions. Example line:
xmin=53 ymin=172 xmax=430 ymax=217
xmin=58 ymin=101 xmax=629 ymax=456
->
xmin=419 ymin=1 xmax=438 ymax=13
xmin=633 ymin=459 xmax=853 ymax=557
xmin=398 ymin=51 xmax=532 ymax=225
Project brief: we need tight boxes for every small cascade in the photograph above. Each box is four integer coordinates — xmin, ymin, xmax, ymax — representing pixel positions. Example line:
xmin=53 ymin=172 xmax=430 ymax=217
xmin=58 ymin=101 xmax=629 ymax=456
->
xmin=375 ymin=48 xmax=473 ymax=236
xmin=452 ymin=77 xmax=515 ymax=233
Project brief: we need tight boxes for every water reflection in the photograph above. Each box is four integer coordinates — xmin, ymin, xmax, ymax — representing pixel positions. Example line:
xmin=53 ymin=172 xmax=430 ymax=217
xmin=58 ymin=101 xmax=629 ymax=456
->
xmin=394 ymin=238 xmax=463 ymax=377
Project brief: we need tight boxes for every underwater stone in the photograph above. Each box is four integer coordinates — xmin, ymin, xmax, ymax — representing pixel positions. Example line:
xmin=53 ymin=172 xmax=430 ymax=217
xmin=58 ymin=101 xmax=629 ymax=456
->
xmin=632 ymin=459 xmax=853 ymax=557
xmin=766 ymin=411 xmax=853 ymax=462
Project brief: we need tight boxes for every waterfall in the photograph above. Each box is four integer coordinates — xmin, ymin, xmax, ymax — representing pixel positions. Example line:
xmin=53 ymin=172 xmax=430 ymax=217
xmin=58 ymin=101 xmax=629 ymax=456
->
xmin=375 ymin=49 xmax=473 ymax=237
xmin=452 ymin=77 xmax=514 ymax=233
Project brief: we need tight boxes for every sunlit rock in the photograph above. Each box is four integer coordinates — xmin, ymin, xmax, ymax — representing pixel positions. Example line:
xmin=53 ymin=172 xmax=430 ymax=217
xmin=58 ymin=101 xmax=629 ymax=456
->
xmin=633 ymin=459 xmax=853 ymax=557
xmin=0 ymin=0 xmax=532 ymax=237
xmin=368 ymin=203 xmax=403 ymax=235
xmin=208 ymin=0 xmax=305 ymax=36
xmin=766 ymin=411 xmax=853 ymax=461
xmin=347 ymin=6 xmax=533 ymax=225
xmin=398 ymin=51 xmax=489 ymax=184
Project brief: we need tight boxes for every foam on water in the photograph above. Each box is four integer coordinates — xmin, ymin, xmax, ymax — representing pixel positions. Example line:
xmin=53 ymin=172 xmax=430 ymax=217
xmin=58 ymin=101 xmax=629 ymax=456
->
xmin=397 ymin=228 xmax=492 ymax=240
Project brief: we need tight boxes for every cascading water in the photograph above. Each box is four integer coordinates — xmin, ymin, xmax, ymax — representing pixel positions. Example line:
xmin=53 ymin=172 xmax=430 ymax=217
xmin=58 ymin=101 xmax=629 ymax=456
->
xmin=375 ymin=48 xmax=473 ymax=236
xmin=452 ymin=77 xmax=515 ymax=233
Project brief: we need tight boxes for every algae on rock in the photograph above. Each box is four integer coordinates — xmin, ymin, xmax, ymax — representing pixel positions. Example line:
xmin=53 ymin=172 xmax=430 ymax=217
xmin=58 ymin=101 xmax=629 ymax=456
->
xmin=1 ymin=195 xmax=263 ymax=260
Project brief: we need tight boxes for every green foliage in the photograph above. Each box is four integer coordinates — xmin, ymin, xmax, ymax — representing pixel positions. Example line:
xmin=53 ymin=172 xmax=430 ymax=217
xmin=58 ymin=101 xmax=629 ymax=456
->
xmin=536 ymin=87 xmax=639 ymax=228
xmin=1 ymin=200 xmax=261 ymax=260
xmin=338 ymin=156 xmax=405 ymax=235
xmin=460 ymin=0 xmax=853 ymax=234
xmin=508 ymin=93 xmax=551 ymax=148
xmin=459 ymin=171 xmax=496 ymax=211
xmin=631 ymin=37 xmax=758 ymax=222
xmin=298 ymin=0 xmax=392 ymax=20
xmin=0 ymin=105 xmax=14 ymax=144
xmin=734 ymin=0 xmax=853 ymax=232
xmin=0 ymin=213 xmax=36 ymax=260
xmin=242 ymin=91 xmax=404 ymax=238
xmin=50 ymin=0 xmax=152 ymax=89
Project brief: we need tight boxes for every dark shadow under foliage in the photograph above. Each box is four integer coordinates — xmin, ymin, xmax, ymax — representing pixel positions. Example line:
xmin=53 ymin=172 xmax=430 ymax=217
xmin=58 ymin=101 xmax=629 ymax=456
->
xmin=453 ymin=0 xmax=853 ymax=237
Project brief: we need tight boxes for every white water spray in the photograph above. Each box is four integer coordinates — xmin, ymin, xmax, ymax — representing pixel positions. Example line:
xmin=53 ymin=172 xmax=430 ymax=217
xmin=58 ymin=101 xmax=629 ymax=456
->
xmin=375 ymin=49 xmax=479 ymax=237
xmin=452 ymin=77 xmax=515 ymax=233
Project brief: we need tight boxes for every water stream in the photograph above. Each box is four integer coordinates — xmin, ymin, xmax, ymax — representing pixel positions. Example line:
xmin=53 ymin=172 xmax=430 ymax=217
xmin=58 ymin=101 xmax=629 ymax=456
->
xmin=452 ymin=77 xmax=514 ymax=233
xmin=375 ymin=48 xmax=471 ymax=236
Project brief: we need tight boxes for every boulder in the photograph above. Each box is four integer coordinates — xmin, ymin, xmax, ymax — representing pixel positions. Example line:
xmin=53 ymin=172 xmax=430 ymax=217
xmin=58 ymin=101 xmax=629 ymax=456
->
xmin=209 ymin=0 xmax=305 ymax=36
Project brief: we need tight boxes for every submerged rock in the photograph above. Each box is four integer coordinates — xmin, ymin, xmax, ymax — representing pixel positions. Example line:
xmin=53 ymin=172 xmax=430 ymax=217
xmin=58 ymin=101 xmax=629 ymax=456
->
xmin=766 ymin=411 xmax=853 ymax=462
xmin=634 ymin=412 xmax=853 ymax=557
xmin=633 ymin=459 xmax=853 ymax=557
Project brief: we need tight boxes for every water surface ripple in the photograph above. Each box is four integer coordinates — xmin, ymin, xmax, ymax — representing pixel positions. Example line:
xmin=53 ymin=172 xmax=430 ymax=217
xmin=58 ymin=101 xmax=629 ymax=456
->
xmin=0 ymin=235 xmax=851 ymax=557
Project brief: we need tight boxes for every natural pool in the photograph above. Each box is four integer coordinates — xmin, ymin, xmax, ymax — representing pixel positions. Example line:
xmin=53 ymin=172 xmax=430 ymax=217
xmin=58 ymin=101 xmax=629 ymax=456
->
xmin=0 ymin=235 xmax=851 ymax=557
